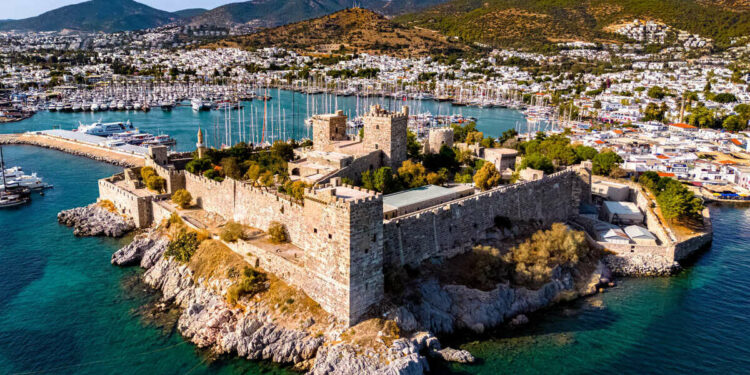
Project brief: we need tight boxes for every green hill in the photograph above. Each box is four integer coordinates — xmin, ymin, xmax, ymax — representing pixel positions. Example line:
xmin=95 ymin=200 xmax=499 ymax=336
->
xmin=189 ymin=0 xmax=449 ymax=28
xmin=397 ymin=0 xmax=750 ymax=50
xmin=0 ymin=0 xmax=180 ymax=32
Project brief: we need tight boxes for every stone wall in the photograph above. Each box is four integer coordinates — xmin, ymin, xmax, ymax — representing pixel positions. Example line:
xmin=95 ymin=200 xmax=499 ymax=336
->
xmin=321 ymin=150 xmax=382 ymax=184
xmin=362 ymin=105 xmax=408 ymax=169
xmin=382 ymin=168 xmax=589 ymax=267
xmin=184 ymin=172 xmax=307 ymax=244
xmin=146 ymin=159 xmax=186 ymax=194
xmin=98 ymin=177 xmax=157 ymax=228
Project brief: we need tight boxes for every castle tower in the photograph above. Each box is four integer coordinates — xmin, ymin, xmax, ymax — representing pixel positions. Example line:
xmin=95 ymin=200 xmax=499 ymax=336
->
xmin=196 ymin=128 xmax=206 ymax=159
xmin=302 ymin=184 xmax=384 ymax=325
xmin=312 ymin=110 xmax=348 ymax=152
xmin=362 ymin=105 xmax=408 ymax=169
xmin=426 ymin=127 xmax=454 ymax=154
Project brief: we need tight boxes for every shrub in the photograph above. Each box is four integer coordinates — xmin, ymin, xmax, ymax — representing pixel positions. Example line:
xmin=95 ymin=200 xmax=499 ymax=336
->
xmin=473 ymin=162 xmax=501 ymax=190
xmin=226 ymin=267 xmax=268 ymax=305
xmin=268 ymin=221 xmax=288 ymax=244
xmin=165 ymin=229 xmax=200 ymax=263
xmin=171 ymin=189 xmax=192 ymax=209
xmin=167 ymin=212 xmax=183 ymax=227
xmin=220 ymin=221 xmax=245 ymax=242
xmin=140 ymin=166 xmax=156 ymax=181
xmin=503 ymin=223 xmax=589 ymax=287
xmin=146 ymin=175 xmax=166 ymax=193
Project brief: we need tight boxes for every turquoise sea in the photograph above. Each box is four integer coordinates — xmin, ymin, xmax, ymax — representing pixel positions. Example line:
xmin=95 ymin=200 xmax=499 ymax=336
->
xmin=1 ymin=96 xmax=748 ymax=374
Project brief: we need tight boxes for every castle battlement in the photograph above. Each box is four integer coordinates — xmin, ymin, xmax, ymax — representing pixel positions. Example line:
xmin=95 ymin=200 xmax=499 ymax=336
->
xmin=364 ymin=104 xmax=409 ymax=119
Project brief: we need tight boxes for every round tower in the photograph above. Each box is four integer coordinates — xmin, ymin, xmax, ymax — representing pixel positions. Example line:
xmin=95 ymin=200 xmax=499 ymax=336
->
xmin=427 ymin=127 xmax=454 ymax=154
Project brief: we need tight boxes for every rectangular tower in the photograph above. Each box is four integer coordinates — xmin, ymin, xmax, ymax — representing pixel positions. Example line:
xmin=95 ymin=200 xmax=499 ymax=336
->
xmin=302 ymin=183 xmax=384 ymax=325
xmin=362 ymin=105 xmax=409 ymax=169
xmin=312 ymin=110 xmax=348 ymax=152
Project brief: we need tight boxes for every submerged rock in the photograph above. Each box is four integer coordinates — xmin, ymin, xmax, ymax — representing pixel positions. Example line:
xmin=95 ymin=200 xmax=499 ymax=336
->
xmin=431 ymin=347 xmax=475 ymax=363
xmin=58 ymin=203 xmax=134 ymax=237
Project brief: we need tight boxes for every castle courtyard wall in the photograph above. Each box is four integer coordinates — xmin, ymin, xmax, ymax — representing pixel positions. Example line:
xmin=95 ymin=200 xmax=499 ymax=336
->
xmin=382 ymin=169 xmax=587 ymax=267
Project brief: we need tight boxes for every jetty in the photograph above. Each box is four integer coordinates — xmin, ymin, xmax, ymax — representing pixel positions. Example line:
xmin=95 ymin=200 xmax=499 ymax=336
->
xmin=0 ymin=132 xmax=146 ymax=167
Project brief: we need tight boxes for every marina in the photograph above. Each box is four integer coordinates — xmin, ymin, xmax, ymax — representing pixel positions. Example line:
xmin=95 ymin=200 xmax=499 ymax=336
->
xmin=0 ymin=89 xmax=528 ymax=153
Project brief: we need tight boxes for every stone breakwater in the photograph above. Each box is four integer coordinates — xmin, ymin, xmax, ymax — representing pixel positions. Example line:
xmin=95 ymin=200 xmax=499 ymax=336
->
xmin=113 ymin=229 xmax=469 ymax=374
xmin=0 ymin=133 xmax=143 ymax=167
xmin=58 ymin=203 xmax=135 ymax=237
xmin=602 ymin=253 xmax=681 ymax=277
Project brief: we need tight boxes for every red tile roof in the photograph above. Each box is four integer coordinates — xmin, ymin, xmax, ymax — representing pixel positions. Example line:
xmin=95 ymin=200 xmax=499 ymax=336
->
xmin=669 ymin=123 xmax=697 ymax=129
xmin=658 ymin=172 xmax=676 ymax=177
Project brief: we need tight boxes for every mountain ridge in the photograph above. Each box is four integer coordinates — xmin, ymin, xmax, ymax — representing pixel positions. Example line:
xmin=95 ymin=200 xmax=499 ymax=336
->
xmin=207 ymin=7 xmax=470 ymax=57
xmin=397 ymin=0 xmax=750 ymax=50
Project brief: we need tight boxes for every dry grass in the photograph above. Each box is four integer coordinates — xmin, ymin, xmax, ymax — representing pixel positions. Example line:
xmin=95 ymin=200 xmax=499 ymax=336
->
xmin=188 ymin=239 xmax=248 ymax=282
xmin=261 ymin=274 xmax=329 ymax=326
xmin=339 ymin=318 xmax=401 ymax=353
xmin=97 ymin=199 xmax=118 ymax=213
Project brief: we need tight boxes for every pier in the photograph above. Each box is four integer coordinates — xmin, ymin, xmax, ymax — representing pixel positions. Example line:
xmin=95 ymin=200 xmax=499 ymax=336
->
xmin=0 ymin=132 xmax=146 ymax=167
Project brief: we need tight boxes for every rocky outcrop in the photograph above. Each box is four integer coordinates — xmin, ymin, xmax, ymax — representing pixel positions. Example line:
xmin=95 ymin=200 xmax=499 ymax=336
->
xmin=58 ymin=203 xmax=134 ymax=237
xmin=603 ymin=253 xmax=680 ymax=276
xmin=405 ymin=267 xmax=581 ymax=335
xmin=111 ymin=231 xmax=168 ymax=267
xmin=310 ymin=339 xmax=428 ymax=375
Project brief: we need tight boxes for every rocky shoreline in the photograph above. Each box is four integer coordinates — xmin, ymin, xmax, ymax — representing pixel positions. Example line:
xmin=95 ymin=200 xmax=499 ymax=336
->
xmin=61 ymin=202 xmax=687 ymax=374
xmin=58 ymin=203 xmax=135 ymax=237
xmin=602 ymin=253 xmax=681 ymax=277
xmin=0 ymin=134 xmax=141 ymax=167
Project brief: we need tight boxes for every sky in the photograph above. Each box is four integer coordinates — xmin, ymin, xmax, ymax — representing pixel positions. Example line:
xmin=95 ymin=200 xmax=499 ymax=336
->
xmin=0 ymin=0 xmax=238 ymax=20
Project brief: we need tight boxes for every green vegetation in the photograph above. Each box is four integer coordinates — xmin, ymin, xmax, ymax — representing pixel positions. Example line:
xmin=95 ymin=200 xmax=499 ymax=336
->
xmin=171 ymin=189 xmax=192 ymax=209
xmin=647 ymin=86 xmax=668 ymax=100
xmin=220 ymin=221 xmax=245 ymax=242
xmin=146 ymin=175 xmax=166 ymax=193
xmin=592 ymin=151 xmax=623 ymax=176
xmin=639 ymin=172 xmax=704 ymax=222
xmin=268 ymin=221 xmax=288 ymax=244
xmin=473 ymin=162 xmax=501 ymax=191
xmin=226 ymin=267 xmax=268 ymax=305
xmin=397 ymin=0 xmax=750 ymax=50
xmin=517 ymin=134 xmax=588 ymax=174
xmin=166 ymin=229 xmax=200 ymax=263
xmin=503 ymin=223 xmax=589 ymax=287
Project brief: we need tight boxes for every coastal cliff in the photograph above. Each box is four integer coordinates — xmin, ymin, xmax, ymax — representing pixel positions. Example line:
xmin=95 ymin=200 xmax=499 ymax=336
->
xmin=112 ymin=228 xmax=441 ymax=374
xmin=58 ymin=202 xmax=134 ymax=237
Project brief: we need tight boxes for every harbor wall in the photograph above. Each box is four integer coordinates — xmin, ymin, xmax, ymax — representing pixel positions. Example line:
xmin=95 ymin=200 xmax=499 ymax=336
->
xmin=382 ymin=168 xmax=591 ymax=267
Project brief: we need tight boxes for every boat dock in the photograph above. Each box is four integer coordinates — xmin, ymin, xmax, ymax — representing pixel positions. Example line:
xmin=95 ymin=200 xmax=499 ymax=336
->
xmin=0 ymin=131 xmax=146 ymax=167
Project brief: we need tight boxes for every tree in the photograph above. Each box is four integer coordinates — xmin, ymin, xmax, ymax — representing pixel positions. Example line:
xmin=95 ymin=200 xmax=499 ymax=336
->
xmin=165 ymin=230 xmax=199 ymax=263
xmin=220 ymin=157 xmax=242 ymax=179
xmin=260 ymin=171 xmax=275 ymax=187
xmin=172 ymin=189 xmax=192 ymax=209
xmin=427 ymin=168 xmax=449 ymax=185
xmin=465 ymin=131 xmax=484 ymax=144
xmin=398 ymin=161 xmax=427 ymax=189
xmin=268 ymin=221 xmax=288 ymax=243
xmin=723 ymin=115 xmax=746 ymax=132
xmin=520 ymin=153 xmax=554 ymax=174
xmin=473 ymin=162 xmax=501 ymax=191
xmin=647 ymin=86 xmax=667 ymax=99
xmin=220 ymin=221 xmax=245 ymax=242
xmin=186 ymin=157 xmax=212 ymax=174
xmin=374 ymin=167 xmax=400 ymax=194
xmin=574 ymin=145 xmax=598 ymax=161
xmin=244 ymin=163 xmax=262 ymax=183
xmin=714 ymin=93 xmax=738 ymax=104
xmin=141 ymin=166 xmax=156 ymax=181
xmin=592 ymin=151 xmax=622 ymax=176
xmin=146 ymin=175 xmax=166 ymax=193
xmin=503 ymin=223 xmax=588 ymax=287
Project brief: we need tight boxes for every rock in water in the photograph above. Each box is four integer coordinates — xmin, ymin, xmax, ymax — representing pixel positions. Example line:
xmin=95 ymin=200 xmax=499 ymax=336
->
xmin=431 ymin=347 xmax=475 ymax=363
xmin=111 ymin=230 xmax=168 ymax=267
xmin=58 ymin=203 xmax=135 ymax=237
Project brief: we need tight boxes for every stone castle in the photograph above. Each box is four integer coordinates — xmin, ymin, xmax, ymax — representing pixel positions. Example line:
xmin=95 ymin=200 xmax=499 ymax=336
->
xmin=98 ymin=105 xmax=592 ymax=325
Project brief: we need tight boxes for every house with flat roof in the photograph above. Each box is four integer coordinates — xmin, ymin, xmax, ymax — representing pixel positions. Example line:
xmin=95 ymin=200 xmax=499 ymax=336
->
xmin=601 ymin=201 xmax=644 ymax=225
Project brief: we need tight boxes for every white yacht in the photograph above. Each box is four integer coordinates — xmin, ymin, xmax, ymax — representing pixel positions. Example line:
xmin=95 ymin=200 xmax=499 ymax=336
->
xmin=76 ymin=120 xmax=135 ymax=137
